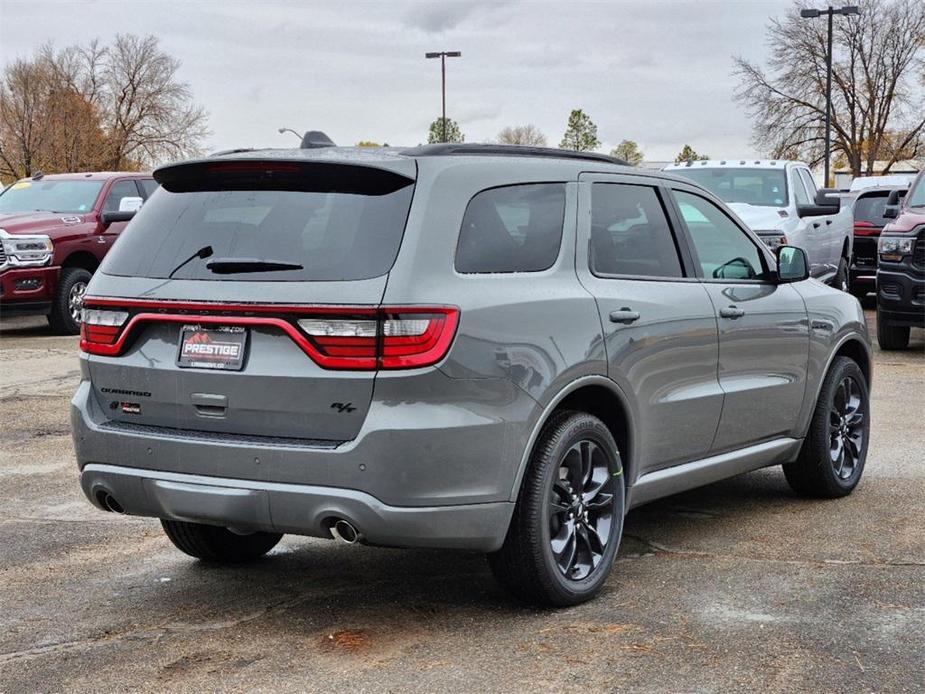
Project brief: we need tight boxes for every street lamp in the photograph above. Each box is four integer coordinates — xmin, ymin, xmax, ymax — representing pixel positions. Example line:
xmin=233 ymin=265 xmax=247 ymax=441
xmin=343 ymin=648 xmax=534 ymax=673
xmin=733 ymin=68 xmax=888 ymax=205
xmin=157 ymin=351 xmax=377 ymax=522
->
xmin=278 ymin=127 xmax=302 ymax=141
xmin=424 ymin=51 xmax=462 ymax=142
xmin=800 ymin=5 xmax=860 ymax=187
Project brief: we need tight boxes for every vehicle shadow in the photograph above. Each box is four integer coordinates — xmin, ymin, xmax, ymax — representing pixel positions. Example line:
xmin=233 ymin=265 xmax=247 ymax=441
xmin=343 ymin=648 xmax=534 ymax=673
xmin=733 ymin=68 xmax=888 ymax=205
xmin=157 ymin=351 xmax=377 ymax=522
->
xmin=146 ymin=468 xmax=806 ymax=629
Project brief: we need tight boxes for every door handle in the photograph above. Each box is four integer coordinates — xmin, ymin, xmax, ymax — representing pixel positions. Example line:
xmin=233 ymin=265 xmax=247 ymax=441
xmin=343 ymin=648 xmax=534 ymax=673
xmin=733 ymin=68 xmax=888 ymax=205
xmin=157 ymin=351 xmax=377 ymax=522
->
xmin=812 ymin=222 xmax=821 ymax=228
xmin=609 ymin=308 xmax=640 ymax=324
xmin=825 ymin=219 xmax=833 ymax=225
xmin=720 ymin=306 xmax=746 ymax=319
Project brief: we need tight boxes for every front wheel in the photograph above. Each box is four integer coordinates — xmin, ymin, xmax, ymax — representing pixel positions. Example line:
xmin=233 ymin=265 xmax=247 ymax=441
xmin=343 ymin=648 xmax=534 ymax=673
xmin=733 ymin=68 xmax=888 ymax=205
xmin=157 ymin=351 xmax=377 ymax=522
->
xmin=831 ymin=256 xmax=849 ymax=292
xmin=783 ymin=357 xmax=869 ymax=498
xmin=877 ymin=315 xmax=910 ymax=350
xmin=488 ymin=411 xmax=625 ymax=607
xmin=161 ymin=520 xmax=282 ymax=562
xmin=47 ymin=267 xmax=92 ymax=335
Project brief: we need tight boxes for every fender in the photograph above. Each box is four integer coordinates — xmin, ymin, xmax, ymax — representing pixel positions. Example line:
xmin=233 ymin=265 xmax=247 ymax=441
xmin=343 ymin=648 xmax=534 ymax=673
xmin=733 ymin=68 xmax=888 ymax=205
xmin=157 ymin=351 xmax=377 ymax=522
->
xmin=507 ymin=374 xmax=638 ymax=503
xmin=799 ymin=330 xmax=872 ymax=438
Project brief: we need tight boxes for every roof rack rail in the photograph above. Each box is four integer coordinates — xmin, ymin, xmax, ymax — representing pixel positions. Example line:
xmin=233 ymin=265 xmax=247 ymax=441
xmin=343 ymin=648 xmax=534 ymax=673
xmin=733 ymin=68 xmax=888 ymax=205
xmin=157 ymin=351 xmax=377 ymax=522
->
xmin=399 ymin=143 xmax=630 ymax=166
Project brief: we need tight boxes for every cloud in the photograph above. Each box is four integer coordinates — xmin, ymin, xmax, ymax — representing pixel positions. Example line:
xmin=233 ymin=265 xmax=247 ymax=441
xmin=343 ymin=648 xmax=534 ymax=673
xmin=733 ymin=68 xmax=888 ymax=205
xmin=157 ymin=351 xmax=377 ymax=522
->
xmin=401 ymin=1 xmax=509 ymax=33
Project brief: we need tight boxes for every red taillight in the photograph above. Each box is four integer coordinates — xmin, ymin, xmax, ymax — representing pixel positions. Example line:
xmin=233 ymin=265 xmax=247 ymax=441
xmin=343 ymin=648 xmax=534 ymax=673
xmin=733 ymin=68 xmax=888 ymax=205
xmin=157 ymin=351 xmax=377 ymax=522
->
xmin=853 ymin=221 xmax=880 ymax=236
xmin=79 ymin=299 xmax=459 ymax=370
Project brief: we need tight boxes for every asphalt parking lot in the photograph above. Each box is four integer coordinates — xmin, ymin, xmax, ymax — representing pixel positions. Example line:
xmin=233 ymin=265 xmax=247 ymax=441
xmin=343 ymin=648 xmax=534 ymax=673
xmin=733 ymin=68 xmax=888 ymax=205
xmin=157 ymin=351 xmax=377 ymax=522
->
xmin=0 ymin=310 xmax=923 ymax=693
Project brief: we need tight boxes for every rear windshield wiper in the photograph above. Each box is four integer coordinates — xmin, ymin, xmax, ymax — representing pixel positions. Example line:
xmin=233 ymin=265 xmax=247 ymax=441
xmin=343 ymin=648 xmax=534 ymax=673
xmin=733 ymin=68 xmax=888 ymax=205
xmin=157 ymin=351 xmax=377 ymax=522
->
xmin=205 ymin=258 xmax=304 ymax=274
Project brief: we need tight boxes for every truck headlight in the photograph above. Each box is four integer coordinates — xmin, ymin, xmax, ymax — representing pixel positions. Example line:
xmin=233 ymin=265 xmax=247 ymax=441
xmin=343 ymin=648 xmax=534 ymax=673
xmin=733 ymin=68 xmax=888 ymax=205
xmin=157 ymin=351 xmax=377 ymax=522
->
xmin=878 ymin=236 xmax=915 ymax=262
xmin=0 ymin=229 xmax=54 ymax=268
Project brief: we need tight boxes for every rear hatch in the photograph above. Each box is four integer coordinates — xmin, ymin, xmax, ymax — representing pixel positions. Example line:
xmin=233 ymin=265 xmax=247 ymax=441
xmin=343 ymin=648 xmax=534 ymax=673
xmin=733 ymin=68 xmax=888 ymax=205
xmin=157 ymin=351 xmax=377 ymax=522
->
xmin=81 ymin=156 xmax=422 ymax=443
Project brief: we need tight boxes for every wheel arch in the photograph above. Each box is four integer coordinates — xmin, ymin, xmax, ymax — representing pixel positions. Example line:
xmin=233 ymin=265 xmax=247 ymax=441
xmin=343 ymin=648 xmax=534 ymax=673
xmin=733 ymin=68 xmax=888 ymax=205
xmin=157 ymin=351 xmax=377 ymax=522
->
xmin=831 ymin=335 xmax=871 ymax=386
xmin=508 ymin=375 xmax=637 ymax=503
xmin=61 ymin=251 xmax=100 ymax=273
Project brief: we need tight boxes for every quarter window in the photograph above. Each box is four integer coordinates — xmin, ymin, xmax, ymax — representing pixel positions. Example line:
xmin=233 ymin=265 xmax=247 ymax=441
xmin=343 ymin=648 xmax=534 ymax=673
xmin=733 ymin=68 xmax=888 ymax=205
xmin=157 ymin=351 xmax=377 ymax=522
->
xmin=455 ymin=183 xmax=566 ymax=273
xmin=675 ymin=190 xmax=767 ymax=281
xmin=590 ymin=184 xmax=683 ymax=278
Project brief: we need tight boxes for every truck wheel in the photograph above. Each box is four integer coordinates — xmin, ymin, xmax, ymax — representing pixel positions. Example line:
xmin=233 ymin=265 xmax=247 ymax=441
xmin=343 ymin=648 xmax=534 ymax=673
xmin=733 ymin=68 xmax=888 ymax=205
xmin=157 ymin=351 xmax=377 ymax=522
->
xmin=161 ymin=520 xmax=282 ymax=562
xmin=47 ymin=267 xmax=92 ymax=335
xmin=832 ymin=257 xmax=849 ymax=292
xmin=488 ymin=411 xmax=625 ymax=607
xmin=877 ymin=316 xmax=910 ymax=350
xmin=783 ymin=357 xmax=869 ymax=498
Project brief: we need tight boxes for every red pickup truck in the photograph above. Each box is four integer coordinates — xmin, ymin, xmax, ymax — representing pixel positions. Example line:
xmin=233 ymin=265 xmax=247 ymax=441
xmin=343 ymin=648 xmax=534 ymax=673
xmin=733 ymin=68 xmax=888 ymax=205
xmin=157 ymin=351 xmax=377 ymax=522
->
xmin=0 ymin=172 xmax=156 ymax=334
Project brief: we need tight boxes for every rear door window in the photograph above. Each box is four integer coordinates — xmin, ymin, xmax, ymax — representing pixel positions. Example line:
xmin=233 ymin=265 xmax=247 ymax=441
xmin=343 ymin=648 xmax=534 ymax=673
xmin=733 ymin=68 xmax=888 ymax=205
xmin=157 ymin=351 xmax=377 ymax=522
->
xmin=455 ymin=183 xmax=566 ymax=273
xmin=590 ymin=183 xmax=684 ymax=278
xmin=101 ymin=165 xmax=415 ymax=282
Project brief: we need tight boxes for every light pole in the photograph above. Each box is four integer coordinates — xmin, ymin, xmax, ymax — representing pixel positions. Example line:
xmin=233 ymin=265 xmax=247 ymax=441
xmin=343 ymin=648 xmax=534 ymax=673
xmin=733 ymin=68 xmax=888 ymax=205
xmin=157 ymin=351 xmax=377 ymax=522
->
xmin=278 ymin=127 xmax=302 ymax=141
xmin=800 ymin=5 xmax=859 ymax=187
xmin=425 ymin=51 xmax=462 ymax=142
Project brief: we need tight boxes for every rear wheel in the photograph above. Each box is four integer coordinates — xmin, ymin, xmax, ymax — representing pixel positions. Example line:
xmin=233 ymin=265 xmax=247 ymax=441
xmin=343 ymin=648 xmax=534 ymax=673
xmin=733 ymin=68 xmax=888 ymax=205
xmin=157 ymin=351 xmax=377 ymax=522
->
xmin=161 ymin=520 xmax=282 ymax=562
xmin=877 ymin=314 xmax=910 ymax=350
xmin=488 ymin=411 xmax=625 ymax=607
xmin=783 ymin=357 xmax=869 ymax=498
xmin=47 ymin=267 xmax=91 ymax=335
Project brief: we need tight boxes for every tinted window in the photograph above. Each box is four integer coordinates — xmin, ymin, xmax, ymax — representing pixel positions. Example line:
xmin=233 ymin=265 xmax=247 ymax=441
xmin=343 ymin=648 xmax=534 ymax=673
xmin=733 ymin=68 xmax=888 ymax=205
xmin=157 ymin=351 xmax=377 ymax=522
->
xmin=675 ymin=190 xmax=767 ymax=280
xmin=853 ymin=192 xmax=892 ymax=226
xmin=591 ymin=184 xmax=683 ymax=278
xmin=139 ymin=179 xmax=159 ymax=198
xmin=0 ymin=179 xmax=102 ymax=213
xmin=103 ymin=181 xmax=141 ymax=212
xmin=102 ymin=177 xmax=415 ymax=282
xmin=907 ymin=175 xmax=925 ymax=208
xmin=455 ymin=184 xmax=565 ymax=273
xmin=672 ymin=167 xmax=787 ymax=207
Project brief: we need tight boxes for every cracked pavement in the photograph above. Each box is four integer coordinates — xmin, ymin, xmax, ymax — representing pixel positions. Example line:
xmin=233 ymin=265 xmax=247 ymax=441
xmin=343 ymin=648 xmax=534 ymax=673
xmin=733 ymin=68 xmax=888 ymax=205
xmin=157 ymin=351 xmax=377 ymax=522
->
xmin=1 ymin=313 xmax=923 ymax=693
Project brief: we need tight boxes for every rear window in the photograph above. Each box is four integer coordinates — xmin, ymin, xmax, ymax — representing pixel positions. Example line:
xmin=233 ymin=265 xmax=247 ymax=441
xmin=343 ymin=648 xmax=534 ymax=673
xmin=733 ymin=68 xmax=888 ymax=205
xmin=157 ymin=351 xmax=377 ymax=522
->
xmin=101 ymin=164 xmax=414 ymax=282
xmin=853 ymin=192 xmax=891 ymax=226
xmin=455 ymin=183 xmax=566 ymax=273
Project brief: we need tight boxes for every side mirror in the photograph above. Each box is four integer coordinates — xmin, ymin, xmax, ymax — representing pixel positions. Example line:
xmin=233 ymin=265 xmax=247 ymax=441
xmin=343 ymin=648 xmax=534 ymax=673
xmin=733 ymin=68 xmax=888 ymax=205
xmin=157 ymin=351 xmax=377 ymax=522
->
xmin=100 ymin=210 xmax=136 ymax=226
xmin=883 ymin=205 xmax=898 ymax=219
xmin=814 ymin=188 xmax=842 ymax=210
xmin=886 ymin=189 xmax=907 ymax=206
xmin=118 ymin=196 xmax=143 ymax=212
xmin=777 ymin=245 xmax=809 ymax=283
xmin=797 ymin=204 xmax=833 ymax=218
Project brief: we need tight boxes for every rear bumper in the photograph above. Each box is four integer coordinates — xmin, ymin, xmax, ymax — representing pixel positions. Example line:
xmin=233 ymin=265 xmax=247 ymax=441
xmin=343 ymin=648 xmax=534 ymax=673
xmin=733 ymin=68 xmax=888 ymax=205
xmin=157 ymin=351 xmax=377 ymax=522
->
xmin=79 ymin=463 xmax=513 ymax=551
xmin=0 ymin=265 xmax=59 ymax=314
xmin=877 ymin=265 xmax=925 ymax=327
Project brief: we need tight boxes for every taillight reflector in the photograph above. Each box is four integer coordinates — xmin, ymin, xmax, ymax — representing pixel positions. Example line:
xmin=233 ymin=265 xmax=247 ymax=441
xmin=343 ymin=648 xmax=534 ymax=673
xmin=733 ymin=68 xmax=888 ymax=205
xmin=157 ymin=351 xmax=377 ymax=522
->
xmin=853 ymin=221 xmax=880 ymax=236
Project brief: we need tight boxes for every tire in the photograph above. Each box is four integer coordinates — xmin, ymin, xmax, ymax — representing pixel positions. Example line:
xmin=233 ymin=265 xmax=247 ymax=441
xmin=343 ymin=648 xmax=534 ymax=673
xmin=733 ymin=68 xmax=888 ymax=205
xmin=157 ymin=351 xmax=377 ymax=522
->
xmin=47 ymin=267 xmax=92 ymax=335
xmin=783 ymin=357 xmax=869 ymax=498
xmin=161 ymin=520 xmax=282 ymax=562
xmin=831 ymin=256 xmax=849 ymax=292
xmin=877 ymin=315 xmax=910 ymax=350
xmin=488 ymin=411 xmax=625 ymax=607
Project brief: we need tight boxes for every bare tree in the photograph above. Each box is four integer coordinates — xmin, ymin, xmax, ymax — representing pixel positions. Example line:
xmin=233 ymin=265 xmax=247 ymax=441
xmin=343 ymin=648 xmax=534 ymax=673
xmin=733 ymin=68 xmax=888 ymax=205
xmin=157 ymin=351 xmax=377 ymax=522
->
xmin=734 ymin=0 xmax=925 ymax=179
xmin=497 ymin=124 xmax=547 ymax=146
xmin=0 ymin=34 xmax=208 ymax=181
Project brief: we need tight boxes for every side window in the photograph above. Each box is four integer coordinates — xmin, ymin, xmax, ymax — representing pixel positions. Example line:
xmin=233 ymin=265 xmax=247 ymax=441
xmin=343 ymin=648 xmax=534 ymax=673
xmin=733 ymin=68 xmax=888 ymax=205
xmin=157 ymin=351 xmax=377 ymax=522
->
xmin=103 ymin=181 xmax=141 ymax=212
xmin=455 ymin=183 xmax=565 ymax=273
xmin=798 ymin=169 xmax=818 ymax=198
xmin=590 ymin=183 xmax=684 ymax=278
xmin=674 ymin=190 xmax=767 ymax=281
xmin=139 ymin=179 xmax=159 ymax=198
xmin=791 ymin=171 xmax=811 ymax=205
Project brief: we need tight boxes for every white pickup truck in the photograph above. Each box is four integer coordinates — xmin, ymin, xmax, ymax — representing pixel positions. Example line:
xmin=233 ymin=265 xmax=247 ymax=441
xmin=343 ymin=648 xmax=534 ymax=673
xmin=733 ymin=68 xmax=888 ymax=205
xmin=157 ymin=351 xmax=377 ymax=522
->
xmin=664 ymin=160 xmax=852 ymax=289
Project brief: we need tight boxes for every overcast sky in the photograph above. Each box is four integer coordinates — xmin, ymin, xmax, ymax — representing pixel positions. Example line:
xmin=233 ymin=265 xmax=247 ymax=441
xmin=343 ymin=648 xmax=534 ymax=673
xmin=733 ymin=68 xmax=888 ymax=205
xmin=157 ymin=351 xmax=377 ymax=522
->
xmin=0 ymin=0 xmax=795 ymax=162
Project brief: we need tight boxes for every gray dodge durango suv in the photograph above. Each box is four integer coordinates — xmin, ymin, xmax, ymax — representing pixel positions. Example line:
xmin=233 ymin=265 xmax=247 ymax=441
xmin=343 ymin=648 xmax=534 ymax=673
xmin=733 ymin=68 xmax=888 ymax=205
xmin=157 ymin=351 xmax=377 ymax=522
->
xmin=72 ymin=143 xmax=872 ymax=606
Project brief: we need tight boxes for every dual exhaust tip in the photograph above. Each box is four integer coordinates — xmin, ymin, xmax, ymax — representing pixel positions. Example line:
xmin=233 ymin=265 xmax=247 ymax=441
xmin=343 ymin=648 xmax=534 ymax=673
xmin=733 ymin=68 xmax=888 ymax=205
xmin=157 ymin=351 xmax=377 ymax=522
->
xmin=329 ymin=518 xmax=361 ymax=545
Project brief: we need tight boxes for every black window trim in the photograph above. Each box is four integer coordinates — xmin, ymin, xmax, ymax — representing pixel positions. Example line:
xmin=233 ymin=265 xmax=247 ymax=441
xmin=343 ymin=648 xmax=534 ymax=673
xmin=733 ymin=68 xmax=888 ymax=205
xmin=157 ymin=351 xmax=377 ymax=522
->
xmin=666 ymin=183 xmax=777 ymax=285
xmin=453 ymin=180 xmax=568 ymax=276
xmin=586 ymin=180 xmax=693 ymax=282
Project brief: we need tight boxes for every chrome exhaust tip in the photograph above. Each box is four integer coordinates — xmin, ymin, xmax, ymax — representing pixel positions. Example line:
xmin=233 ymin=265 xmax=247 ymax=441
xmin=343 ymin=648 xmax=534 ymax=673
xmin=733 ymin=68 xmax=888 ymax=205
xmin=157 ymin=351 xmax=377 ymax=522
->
xmin=330 ymin=519 xmax=360 ymax=544
xmin=97 ymin=491 xmax=125 ymax=514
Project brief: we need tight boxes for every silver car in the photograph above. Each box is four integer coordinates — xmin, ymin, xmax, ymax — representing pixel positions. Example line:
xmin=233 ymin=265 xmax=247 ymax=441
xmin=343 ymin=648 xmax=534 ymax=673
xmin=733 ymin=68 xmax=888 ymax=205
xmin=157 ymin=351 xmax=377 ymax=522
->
xmin=72 ymin=143 xmax=872 ymax=606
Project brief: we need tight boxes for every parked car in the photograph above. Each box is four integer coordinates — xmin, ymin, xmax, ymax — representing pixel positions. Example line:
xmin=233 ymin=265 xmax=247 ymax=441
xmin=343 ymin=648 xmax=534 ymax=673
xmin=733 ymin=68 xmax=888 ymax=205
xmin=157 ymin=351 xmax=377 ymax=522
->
xmin=848 ymin=185 xmax=910 ymax=298
xmin=848 ymin=174 xmax=917 ymax=192
xmin=0 ymin=171 xmax=156 ymax=334
xmin=664 ymin=160 xmax=852 ymax=289
xmin=876 ymin=170 xmax=925 ymax=349
xmin=72 ymin=143 xmax=872 ymax=606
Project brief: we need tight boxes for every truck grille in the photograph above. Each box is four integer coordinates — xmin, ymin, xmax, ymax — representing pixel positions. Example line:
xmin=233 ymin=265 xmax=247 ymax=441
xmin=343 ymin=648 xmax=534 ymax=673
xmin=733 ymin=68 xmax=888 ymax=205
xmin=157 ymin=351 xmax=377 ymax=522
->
xmin=914 ymin=238 xmax=924 ymax=268
xmin=0 ymin=244 xmax=6 ymax=266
